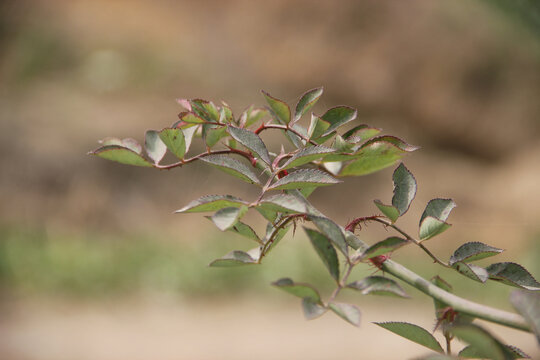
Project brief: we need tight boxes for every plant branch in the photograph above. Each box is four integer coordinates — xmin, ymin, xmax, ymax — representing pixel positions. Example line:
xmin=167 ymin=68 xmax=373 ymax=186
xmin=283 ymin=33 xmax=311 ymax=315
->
xmin=328 ymin=260 xmax=354 ymax=305
xmin=155 ymin=149 xmax=255 ymax=170
xmin=381 ymin=259 xmax=531 ymax=332
xmin=259 ymin=214 xmax=304 ymax=260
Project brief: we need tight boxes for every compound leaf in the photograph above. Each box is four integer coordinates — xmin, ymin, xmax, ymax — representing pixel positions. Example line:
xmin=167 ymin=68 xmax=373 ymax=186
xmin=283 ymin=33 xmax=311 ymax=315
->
xmin=272 ymin=278 xmax=321 ymax=302
xmin=449 ymin=242 xmax=504 ymax=266
xmin=305 ymin=228 xmax=340 ymax=282
xmin=486 ymin=262 xmax=540 ymax=291
xmin=375 ymin=322 xmax=444 ymax=353
xmin=262 ymin=90 xmax=291 ymax=124
xmin=295 ymin=87 xmax=323 ymax=122
xmin=175 ymin=195 xmax=248 ymax=213
xmin=329 ymin=302 xmax=361 ymax=327
xmin=200 ymin=154 xmax=260 ymax=185
xmin=227 ymin=126 xmax=271 ymax=165
xmin=268 ymin=169 xmax=341 ymax=191
xmin=347 ymin=276 xmax=409 ymax=298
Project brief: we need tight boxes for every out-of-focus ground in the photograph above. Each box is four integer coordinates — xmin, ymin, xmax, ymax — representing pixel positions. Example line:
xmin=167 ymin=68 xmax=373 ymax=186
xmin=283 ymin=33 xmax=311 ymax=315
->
xmin=1 ymin=0 xmax=539 ymax=359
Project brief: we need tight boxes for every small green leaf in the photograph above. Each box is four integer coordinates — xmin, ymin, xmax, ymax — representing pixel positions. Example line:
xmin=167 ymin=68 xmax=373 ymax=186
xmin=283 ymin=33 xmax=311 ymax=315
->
xmin=272 ymin=278 xmax=321 ymax=302
xmin=320 ymin=106 xmax=357 ymax=136
xmin=239 ymin=106 xmax=269 ymax=128
xmin=302 ymin=297 xmax=327 ymax=320
xmin=261 ymin=90 xmax=291 ymax=124
xmin=449 ymin=242 xmax=504 ymax=266
xmin=420 ymin=198 xmax=456 ymax=225
xmin=419 ymin=217 xmax=452 ymax=241
xmin=305 ymin=228 xmax=340 ymax=282
xmin=189 ymin=99 xmax=219 ymax=121
xmin=282 ymin=146 xmax=336 ymax=169
xmin=510 ymin=290 xmax=540 ymax=344
xmin=182 ymin=126 xmax=198 ymax=154
xmin=452 ymin=324 xmax=507 ymax=360
xmin=179 ymin=111 xmax=207 ymax=124
xmin=329 ymin=302 xmax=361 ymax=327
xmin=205 ymin=126 xmax=228 ymax=148
xmin=375 ymin=322 xmax=444 ymax=353
xmin=145 ymin=130 xmax=167 ymax=164
xmin=347 ymin=276 xmax=409 ymax=298
xmin=98 ymin=137 xmax=142 ymax=153
xmin=459 ymin=344 xmax=531 ymax=359
xmin=209 ymin=249 xmax=259 ymax=267
xmin=211 ymin=206 xmax=248 ymax=231
xmin=227 ymin=126 xmax=271 ymax=165
xmin=360 ymin=237 xmax=409 ymax=259
xmin=486 ymin=262 xmax=540 ymax=291
xmin=295 ymin=87 xmax=323 ymax=122
xmin=343 ymin=124 xmax=381 ymax=142
xmin=258 ymin=194 xmax=308 ymax=214
xmin=307 ymin=114 xmax=331 ymax=142
xmin=340 ymin=138 xmax=416 ymax=176
xmin=268 ymin=169 xmax=341 ymax=191
xmin=91 ymin=145 xmax=153 ymax=167
xmin=452 ymin=262 xmax=489 ymax=283
xmin=200 ymin=154 xmax=261 ymax=185
xmin=159 ymin=128 xmax=186 ymax=159
xmin=175 ymin=195 xmax=248 ymax=213
xmin=392 ymin=163 xmax=417 ymax=216
xmin=256 ymin=207 xmax=278 ymax=222
xmin=309 ymin=215 xmax=348 ymax=256
xmin=374 ymin=200 xmax=400 ymax=223
xmin=228 ymin=221 xmax=262 ymax=244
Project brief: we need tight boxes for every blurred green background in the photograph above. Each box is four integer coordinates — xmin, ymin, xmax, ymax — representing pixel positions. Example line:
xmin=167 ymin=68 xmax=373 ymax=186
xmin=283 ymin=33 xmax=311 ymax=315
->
xmin=1 ymin=1 xmax=539 ymax=359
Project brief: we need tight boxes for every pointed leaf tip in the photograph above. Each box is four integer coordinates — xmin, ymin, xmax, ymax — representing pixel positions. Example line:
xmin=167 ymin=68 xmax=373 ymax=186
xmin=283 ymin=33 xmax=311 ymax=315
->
xmin=261 ymin=90 xmax=291 ymax=125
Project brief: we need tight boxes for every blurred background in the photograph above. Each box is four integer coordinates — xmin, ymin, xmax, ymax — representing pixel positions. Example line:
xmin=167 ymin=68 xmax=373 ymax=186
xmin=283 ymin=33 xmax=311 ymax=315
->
xmin=1 ymin=0 xmax=539 ymax=359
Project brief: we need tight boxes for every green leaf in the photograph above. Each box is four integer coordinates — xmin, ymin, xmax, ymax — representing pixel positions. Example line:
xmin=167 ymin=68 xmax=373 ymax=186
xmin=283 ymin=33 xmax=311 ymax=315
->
xmin=486 ymin=262 xmax=540 ymax=291
xmin=294 ymin=87 xmax=323 ymax=122
xmin=272 ymin=278 xmax=321 ymax=302
xmin=374 ymin=200 xmax=400 ymax=223
xmin=179 ymin=111 xmax=207 ymax=124
xmin=282 ymin=146 xmax=336 ymax=169
xmin=320 ymin=106 xmax=357 ymax=136
xmin=211 ymin=206 xmax=248 ymax=231
xmin=347 ymin=276 xmax=409 ymax=298
xmin=145 ymin=130 xmax=167 ymax=164
xmin=209 ymin=249 xmax=259 ymax=267
xmin=262 ymin=90 xmax=291 ymax=125
xmin=98 ymin=137 xmax=142 ymax=153
xmin=452 ymin=324 xmax=507 ymax=360
xmin=419 ymin=217 xmax=452 ymax=241
xmin=340 ymin=138 xmax=416 ymax=176
xmin=309 ymin=215 xmax=348 ymax=256
xmin=459 ymin=344 xmax=531 ymax=359
xmin=510 ymin=290 xmax=540 ymax=344
xmin=307 ymin=114 xmax=331 ymax=142
xmin=182 ymin=126 xmax=198 ymax=154
xmin=227 ymin=126 xmax=271 ymax=165
xmin=302 ymin=297 xmax=327 ymax=320
xmin=258 ymin=194 xmax=308 ymax=214
xmin=228 ymin=221 xmax=262 ymax=244
xmin=419 ymin=198 xmax=456 ymax=240
xmin=268 ymin=169 xmax=341 ymax=191
xmin=204 ymin=126 xmax=228 ymax=148
xmin=452 ymin=262 xmax=489 ymax=283
xmin=392 ymin=163 xmax=417 ymax=216
xmin=343 ymin=124 xmax=381 ymax=142
xmin=360 ymin=237 xmax=409 ymax=259
xmin=449 ymin=242 xmax=504 ymax=266
xmin=159 ymin=128 xmax=186 ymax=159
xmin=329 ymin=302 xmax=361 ymax=326
xmin=284 ymin=123 xmax=309 ymax=148
xmin=175 ymin=195 xmax=248 ymax=213
xmin=305 ymin=228 xmax=340 ymax=282
xmin=239 ymin=106 xmax=269 ymax=128
xmin=91 ymin=145 xmax=153 ymax=167
xmin=256 ymin=207 xmax=279 ymax=222
xmin=189 ymin=99 xmax=219 ymax=121
xmin=375 ymin=322 xmax=444 ymax=353
xmin=200 ymin=154 xmax=260 ymax=185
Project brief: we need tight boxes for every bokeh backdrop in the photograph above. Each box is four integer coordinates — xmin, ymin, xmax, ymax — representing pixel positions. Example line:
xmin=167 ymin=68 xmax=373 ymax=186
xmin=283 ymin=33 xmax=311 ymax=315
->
xmin=1 ymin=1 xmax=539 ymax=359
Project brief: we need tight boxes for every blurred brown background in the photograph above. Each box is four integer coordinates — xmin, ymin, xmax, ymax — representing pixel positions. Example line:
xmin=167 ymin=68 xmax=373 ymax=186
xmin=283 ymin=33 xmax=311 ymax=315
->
xmin=1 ymin=0 xmax=539 ymax=359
